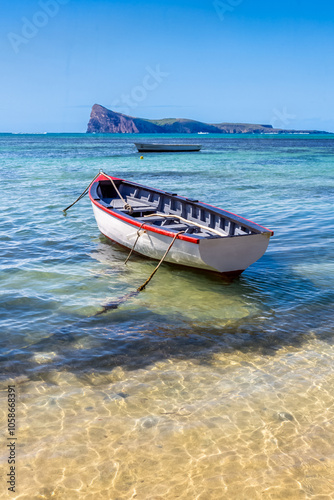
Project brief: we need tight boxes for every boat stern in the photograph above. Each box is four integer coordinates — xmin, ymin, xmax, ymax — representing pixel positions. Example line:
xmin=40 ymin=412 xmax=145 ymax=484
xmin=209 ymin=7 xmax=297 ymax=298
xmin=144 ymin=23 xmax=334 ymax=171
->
xmin=198 ymin=232 xmax=272 ymax=274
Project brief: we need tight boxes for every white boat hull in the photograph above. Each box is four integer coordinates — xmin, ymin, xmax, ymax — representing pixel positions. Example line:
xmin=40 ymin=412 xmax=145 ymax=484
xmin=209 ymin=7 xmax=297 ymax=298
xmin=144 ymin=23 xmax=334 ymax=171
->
xmin=92 ymin=203 xmax=270 ymax=275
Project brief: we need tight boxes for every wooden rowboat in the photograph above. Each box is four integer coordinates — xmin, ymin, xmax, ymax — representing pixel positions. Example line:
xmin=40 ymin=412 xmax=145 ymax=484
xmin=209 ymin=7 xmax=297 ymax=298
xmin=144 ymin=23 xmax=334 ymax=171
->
xmin=89 ymin=173 xmax=273 ymax=277
xmin=134 ymin=143 xmax=202 ymax=152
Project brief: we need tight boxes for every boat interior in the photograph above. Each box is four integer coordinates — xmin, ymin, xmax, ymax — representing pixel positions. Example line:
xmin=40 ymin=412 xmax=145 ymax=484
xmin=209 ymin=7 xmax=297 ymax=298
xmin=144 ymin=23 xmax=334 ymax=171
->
xmin=92 ymin=180 xmax=260 ymax=239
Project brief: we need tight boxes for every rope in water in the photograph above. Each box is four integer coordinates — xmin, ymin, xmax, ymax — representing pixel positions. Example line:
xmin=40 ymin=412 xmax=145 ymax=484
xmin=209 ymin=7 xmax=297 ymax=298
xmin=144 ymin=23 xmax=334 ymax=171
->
xmin=96 ymin=230 xmax=184 ymax=314
xmin=137 ymin=230 xmax=184 ymax=291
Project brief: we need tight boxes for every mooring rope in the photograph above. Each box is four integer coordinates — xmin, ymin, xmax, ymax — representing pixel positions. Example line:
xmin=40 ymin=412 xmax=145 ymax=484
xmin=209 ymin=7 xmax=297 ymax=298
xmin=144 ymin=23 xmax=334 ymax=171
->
xmin=94 ymin=290 xmax=138 ymax=316
xmin=96 ymin=230 xmax=184 ymax=314
xmin=99 ymin=170 xmax=133 ymax=213
xmin=63 ymin=170 xmax=133 ymax=214
xmin=124 ymin=222 xmax=146 ymax=265
xmin=63 ymin=172 xmax=101 ymax=213
xmin=137 ymin=230 xmax=184 ymax=291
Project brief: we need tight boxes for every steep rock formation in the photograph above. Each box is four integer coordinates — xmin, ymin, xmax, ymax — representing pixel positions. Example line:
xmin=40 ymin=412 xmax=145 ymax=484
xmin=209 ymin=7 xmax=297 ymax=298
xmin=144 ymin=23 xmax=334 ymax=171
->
xmin=87 ymin=104 xmax=329 ymax=134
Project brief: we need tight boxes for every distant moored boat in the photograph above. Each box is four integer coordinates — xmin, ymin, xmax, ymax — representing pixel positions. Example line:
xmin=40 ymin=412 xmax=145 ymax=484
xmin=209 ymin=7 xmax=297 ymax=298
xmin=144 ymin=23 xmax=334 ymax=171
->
xmin=134 ymin=143 xmax=202 ymax=152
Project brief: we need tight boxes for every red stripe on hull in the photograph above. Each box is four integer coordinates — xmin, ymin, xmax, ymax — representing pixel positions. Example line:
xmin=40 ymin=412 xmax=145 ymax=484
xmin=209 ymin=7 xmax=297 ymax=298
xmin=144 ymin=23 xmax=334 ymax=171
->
xmin=89 ymin=197 xmax=200 ymax=244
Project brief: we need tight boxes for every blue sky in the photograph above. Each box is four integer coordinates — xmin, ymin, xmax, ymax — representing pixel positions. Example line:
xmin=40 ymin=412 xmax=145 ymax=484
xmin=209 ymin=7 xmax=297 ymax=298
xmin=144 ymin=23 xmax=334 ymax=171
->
xmin=1 ymin=0 xmax=334 ymax=132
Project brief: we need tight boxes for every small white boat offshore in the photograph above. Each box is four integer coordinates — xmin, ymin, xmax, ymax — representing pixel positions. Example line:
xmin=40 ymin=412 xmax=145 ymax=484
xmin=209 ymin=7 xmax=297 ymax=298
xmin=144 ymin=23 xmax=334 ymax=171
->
xmin=89 ymin=173 xmax=273 ymax=277
xmin=134 ymin=143 xmax=202 ymax=153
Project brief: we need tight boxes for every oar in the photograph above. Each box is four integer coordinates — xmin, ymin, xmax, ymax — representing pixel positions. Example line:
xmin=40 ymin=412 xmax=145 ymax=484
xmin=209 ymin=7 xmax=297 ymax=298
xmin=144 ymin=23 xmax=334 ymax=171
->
xmin=144 ymin=213 xmax=225 ymax=237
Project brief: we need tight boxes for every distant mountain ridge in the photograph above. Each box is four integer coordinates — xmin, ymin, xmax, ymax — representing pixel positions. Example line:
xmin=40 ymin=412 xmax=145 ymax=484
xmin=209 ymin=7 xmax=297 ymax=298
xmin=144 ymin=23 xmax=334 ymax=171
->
xmin=86 ymin=104 xmax=329 ymax=135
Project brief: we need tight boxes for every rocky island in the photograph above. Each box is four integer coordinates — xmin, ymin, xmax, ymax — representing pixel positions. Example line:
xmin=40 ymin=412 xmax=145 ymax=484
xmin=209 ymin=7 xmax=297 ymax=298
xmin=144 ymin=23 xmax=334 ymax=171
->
xmin=87 ymin=104 xmax=329 ymax=135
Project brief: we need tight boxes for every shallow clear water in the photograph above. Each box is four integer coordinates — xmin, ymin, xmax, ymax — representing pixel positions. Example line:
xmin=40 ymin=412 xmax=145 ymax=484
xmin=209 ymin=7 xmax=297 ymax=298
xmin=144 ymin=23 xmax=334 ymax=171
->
xmin=0 ymin=133 xmax=334 ymax=499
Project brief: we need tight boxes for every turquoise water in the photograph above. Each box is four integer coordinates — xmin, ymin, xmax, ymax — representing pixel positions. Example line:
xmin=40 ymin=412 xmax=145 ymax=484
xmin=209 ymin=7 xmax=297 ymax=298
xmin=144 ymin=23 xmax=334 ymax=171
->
xmin=0 ymin=134 xmax=334 ymax=499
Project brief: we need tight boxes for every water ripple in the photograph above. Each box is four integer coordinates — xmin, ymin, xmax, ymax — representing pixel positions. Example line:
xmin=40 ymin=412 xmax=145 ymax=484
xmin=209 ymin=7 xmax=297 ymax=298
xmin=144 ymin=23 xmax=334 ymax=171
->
xmin=1 ymin=134 xmax=333 ymax=498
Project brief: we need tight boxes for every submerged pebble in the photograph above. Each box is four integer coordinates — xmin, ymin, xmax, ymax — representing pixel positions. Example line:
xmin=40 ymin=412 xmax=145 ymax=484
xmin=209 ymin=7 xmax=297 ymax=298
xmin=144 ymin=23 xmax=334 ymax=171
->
xmin=277 ymin=412 xmax=295 ymax=422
